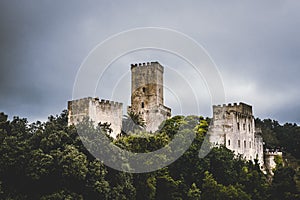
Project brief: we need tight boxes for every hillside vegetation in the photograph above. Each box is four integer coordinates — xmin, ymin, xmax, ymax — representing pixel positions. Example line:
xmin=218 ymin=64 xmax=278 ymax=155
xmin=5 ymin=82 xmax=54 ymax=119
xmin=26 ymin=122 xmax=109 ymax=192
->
xmin=0 ymin=111 xmax=299 ymax=199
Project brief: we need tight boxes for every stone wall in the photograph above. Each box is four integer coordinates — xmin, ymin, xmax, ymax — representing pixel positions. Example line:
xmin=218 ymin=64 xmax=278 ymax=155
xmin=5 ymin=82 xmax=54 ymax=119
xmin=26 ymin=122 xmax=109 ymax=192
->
xmin=68 ymin=97 xmax=123 ymax=138
xmin=210 ymin=102 xmax=264 ymax=168
xmin=264 ymin=149 xmax=283 ymax=175
xmin=129 ymin=62 xmax=171 ymax=132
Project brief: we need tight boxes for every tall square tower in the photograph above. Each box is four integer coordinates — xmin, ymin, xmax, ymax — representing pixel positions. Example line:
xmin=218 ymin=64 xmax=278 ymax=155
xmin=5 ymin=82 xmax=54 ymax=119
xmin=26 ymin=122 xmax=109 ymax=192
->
xmin=128 ymin=62 xmax=171 ymax=132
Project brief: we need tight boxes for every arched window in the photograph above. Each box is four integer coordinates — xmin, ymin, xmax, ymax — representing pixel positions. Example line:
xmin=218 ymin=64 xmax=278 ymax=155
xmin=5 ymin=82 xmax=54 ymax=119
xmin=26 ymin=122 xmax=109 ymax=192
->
xmin=228 ymin=139 xmax=231 ymax=146
xmin=141 ymin=102 xmax=144 ymax=108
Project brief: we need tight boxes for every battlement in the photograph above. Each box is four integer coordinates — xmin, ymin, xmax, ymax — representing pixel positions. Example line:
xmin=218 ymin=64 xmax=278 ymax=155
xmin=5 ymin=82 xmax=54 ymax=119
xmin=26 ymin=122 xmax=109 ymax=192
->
xmin=130 ymin=61 xmax=164 ymax=72
xmin=96 ymin=98 xmax=123 ymax=107
xmin=68 ymin=97 xmax=123 ymax=137
xmin=68 ymin=97 xmax=122 ymax=111
xmin=131 ymin=61 xmax=158 ymax=68
xmin=265 ymin=149 xmax=282 ymax=156
xmin=213 ymin=102 xmax=250 ymax=108
xmin=213 ymin=102 xmax=253 ymax=116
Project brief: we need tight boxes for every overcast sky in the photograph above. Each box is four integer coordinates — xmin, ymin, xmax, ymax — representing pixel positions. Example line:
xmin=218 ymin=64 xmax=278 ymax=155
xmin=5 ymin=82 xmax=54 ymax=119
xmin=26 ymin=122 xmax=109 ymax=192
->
xmin=0 ymin=0 xmax=299 ymax=124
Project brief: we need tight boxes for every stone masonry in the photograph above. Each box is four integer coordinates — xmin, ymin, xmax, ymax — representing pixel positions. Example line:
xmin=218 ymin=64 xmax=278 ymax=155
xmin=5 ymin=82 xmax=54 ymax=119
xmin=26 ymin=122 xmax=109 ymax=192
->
xmin=128 ymin=62 xmax=171 ymax=132
xmin=264 ymin=149 xmax=283 ymax=175
xmin=68 ymin=97 xmax=123 ymax=138
xmin=67 ymin=61 xmax=279 ymax=172
xmin=209 ymin=102 xmax=264 ymax=168
xmin=68 ymin=61 xmax=171 ymax=136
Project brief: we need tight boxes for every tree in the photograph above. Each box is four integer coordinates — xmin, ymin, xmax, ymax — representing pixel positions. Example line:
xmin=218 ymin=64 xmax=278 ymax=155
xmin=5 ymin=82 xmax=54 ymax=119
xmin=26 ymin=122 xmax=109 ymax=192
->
xmin=201 ymin=171 xmax=250 ymax=200
xmin=271 ymin=167 xmax=299 ymax=199
xmin=120 ymin=111 xmax=145 ymax=136
xmin=187 ymin=183 xmax=201 ymax=200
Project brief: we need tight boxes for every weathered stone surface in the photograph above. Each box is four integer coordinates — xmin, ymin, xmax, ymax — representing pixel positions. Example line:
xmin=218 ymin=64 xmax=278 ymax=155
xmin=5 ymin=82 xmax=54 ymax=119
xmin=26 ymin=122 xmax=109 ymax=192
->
xmin=264 ymin=149 xmax=283 ymax=175
xmin=68 ymin=97 xmax=123 ymax=138
xmin=209 ymin=102 xmax=264 ymax=168
xmin=68 ymin=61 xmax=171 ymax=136
xmin=128 ymin=62 xmax=171 ymax=132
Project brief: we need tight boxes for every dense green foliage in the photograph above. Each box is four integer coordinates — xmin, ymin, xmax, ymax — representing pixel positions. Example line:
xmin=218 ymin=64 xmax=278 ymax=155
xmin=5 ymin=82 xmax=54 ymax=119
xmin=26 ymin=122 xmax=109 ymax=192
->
xmin=256 ymin=118 xmax=300 ymax=160
xmin=0 ymin=111 xmax=299 ymax=199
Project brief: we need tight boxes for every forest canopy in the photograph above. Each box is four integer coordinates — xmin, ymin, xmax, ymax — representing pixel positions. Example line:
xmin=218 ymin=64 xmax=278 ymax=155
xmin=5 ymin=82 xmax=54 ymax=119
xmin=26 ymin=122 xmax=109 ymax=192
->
xmin=0 ymin=111 xmax=299 ymax=199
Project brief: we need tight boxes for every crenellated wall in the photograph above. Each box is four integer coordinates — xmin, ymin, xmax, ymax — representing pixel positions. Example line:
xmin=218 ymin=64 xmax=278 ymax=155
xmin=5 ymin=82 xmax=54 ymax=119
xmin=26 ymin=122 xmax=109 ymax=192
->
xmin=129 ymin=61 xmax=171 ymax=132
xmin=68 ymin=97 xmax=123 ymax=138
xmin=264 ymin=149 xmax=283 ymax=175
xmin=210 ymin=102 xmax=264 ymax=168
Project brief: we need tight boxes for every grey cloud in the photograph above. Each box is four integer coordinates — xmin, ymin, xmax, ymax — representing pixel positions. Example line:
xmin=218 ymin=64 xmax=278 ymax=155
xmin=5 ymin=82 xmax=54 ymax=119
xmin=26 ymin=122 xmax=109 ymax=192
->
xmin=0 ymin=0 xmax=299 ymax=124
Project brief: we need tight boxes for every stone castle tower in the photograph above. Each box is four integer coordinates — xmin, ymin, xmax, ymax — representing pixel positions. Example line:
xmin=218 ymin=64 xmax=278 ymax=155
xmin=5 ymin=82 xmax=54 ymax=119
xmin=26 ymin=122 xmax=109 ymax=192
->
xmin=209 ymin=102 xmax=264 ymax=168
xmin=68 ymin=61 xmax=171 ymax=136
xmin=68 ymin=97 xmax=123 ymax=138
xmin=128 ymin=62 xmax=171 ymax=132
xmin=264 ymin=149 xmax=283 ymax=175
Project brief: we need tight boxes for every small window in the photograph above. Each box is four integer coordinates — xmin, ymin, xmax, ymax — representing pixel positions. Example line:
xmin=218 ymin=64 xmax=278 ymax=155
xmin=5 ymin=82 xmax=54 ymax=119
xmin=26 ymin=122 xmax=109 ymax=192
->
xmin=228 ymin=139 xmax=230 ymax=146
xmin=243 ymin=123 xmax=246 ymax=130
xmin=237 ymin=123 xmax=240 ymax=130
xmin=248 ymin=124 xmax=251 ymax=132
xmin=238 ymin=140 xmax=241 ymax=148
xmin=141 ymin=102 xmax=144 ymax=108
xmin=249 ymin=141 xmax=251 ymax=148
xmin=244 ymin=140 xmax=246 ymax=148
xmin=142 ymin=87 xmax=146 ymax=93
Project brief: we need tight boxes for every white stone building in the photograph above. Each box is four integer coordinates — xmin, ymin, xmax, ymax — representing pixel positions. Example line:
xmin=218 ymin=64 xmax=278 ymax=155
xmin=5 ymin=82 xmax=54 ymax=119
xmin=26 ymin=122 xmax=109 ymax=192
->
xmin=68 ymin=97 xmax=123 ymax=138
xmin=209 ymin=102 xmax=264 ymax=168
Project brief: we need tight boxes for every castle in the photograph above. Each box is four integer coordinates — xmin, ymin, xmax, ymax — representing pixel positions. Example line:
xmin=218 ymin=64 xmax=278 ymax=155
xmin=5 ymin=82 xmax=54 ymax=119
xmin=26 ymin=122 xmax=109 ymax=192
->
xmin=128 ymin=62 xmax=171 ymax=132
xmin=68 ymin=61 xmax=281 ymax=172
xmin=68 ymin=97 xmax=123 ymax=138
xmin=68 ymin=61 xmax=171 ymax=137
xmin=209 ymin=103 xmax=265 ymax=168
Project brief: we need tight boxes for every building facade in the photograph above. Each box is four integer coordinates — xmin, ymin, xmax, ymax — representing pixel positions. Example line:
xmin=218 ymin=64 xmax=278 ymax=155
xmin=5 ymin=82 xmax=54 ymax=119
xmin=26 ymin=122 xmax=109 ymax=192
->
xmin=128 ymin=62 xmax=171 ymax=132
xmin=209 ymin=102 xmax=264 ymax=168
xmin=68 ymin=97 xmax=123 ymax=138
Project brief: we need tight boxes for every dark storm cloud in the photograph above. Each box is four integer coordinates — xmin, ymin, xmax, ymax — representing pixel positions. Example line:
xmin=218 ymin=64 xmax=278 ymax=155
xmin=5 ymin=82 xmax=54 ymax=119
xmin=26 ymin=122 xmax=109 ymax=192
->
xmin=0 ymin=0 xmax=299 ymax=124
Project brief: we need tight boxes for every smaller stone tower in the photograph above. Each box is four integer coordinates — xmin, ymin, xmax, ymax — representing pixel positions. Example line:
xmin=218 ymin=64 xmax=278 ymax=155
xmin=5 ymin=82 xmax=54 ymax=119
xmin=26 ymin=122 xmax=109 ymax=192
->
xmin=209 ymin=102 xmax=264 ymax=168
xmin=264 ymin=149 xmax=283 ymax=175
xmin=68 ymin=97 xmax=123 ymax=138
xmin=128 ymin=62 xmax=171 ymax=132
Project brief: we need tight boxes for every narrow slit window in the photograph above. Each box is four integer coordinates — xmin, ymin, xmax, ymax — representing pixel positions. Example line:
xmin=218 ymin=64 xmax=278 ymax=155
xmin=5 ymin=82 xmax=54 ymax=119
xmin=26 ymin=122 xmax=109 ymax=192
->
xmin=141 ymin=102 xmax=144 ymax=108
